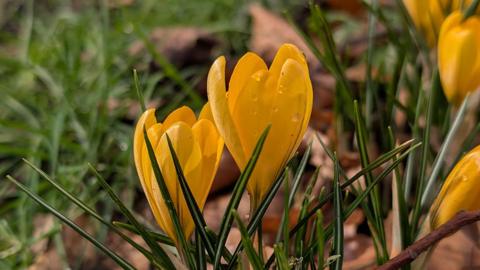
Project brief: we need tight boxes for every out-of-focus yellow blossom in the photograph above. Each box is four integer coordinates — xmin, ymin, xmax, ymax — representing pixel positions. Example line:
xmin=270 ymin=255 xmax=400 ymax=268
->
xmin=206 ymin=43 xmax=313 ymax=206
xmin=430 ymin=145 xmax=480 ymax=228
xmin=403 ymin=0 xmax=477 ymax=46
xmin=133 ymin=105 xmax=223 ymax=242
xmin=438 ymin=11 xmax=480 ymax=105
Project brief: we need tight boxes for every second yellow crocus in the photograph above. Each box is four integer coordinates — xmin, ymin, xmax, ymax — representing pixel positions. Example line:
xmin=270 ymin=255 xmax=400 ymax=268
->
xmin=404 ymin=0 xmax=476 ymax=46
xmin=430 ymin=145 xmax=480 ymax=229
xmin=207 ymin=43 xmax=313 ymax=207
xmin=133 ymin=105 xmax=223 ymax=242
xmin=438 ymin=11 xmax=480 ymax=105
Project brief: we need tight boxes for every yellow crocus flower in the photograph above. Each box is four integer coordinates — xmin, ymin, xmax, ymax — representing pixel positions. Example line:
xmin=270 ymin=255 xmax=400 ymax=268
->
xmin=430 ymin=145 xmax=480 ymax=228
xmin=403 ymin=0 xmax=475 ymax=46
xmin=133 ymin=105 xmax=223 ymax=242
xmin=207 ymin=43 xmax=313 ymax=207
xmin=438 ymin=11 xmax=480 ymax=105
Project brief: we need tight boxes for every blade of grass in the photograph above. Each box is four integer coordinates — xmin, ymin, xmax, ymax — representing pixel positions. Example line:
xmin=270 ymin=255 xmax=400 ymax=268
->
xmin=195 ymin=229 xmax=207 ymax=270
xmin=420 ymin=95 xmax=470 ymax=208
xmin=143 ymin=129 xmax=196 ymax=269
xmin=353 ymin=100 xmax=387 ymax=262
xmin=213 ymin=126 xmax=270 ymax=269
xmin=112 ymin=221 xmax=174 ymax=245
xmin=276 ymin=144 xmax=312 ymax=242
xmin=263 ymin=142 xmax=421 ymax=269
xmin=294 ymin=167 xmax=320 ymax=257
xmin=165 ymin=135 xmax=216 ymax=261
xmin=273 ymin=243 xmax=289 ymax=270
xmin=226 ymin=169 xmax=287 ymax=270
xmin=411 ymin=70 xmax=439 ymax=238
xmin=22 ymin=159 xmax=166 ymax=268
xmin=331 ymin=153 xmax=343 ymax=270
xmin=6 ymin=176 xmax=135 ymax=270
xmin=316 ymin=210 xmax=325 ymax=269
xmin=88 ymin=164 xmax=175 ymax=269
xmin=232 ymin=210 xmax=263 ymax=270
xmin=133 ymin=69 xmax=146 ymax=112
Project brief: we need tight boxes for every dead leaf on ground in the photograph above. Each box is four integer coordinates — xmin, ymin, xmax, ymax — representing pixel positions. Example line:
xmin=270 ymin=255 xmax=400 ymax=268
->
xmin=249 ymin=4 xmax=319 ymax=68
xmin=129 ymin=27 xmax=219 ymax=68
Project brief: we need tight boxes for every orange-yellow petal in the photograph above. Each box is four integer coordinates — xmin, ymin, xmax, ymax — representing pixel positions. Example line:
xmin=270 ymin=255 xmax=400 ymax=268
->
xmin=207 ymin=56 xmax=247 ymax=167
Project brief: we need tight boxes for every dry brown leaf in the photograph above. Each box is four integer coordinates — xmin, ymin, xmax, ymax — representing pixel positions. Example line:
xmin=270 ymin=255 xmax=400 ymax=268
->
xmin=249 ymin=4 xmax=319 ymax=68
xmin=129 ymin=27 xmax=219 ymax=68
xmin=427 ymin=223 xmax=480 ymax=269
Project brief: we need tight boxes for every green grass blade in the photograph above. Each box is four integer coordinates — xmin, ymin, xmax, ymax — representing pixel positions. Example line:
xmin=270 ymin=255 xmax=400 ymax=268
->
xmin=165 ymin=135 xmax=216 ymax=261
xmin=277 ymin=144 xmax=311 ymax=242
xmin=133 ymin=69 xmax=146 ymax=112
xmin=195 ymin=229 xmax=207 ymax=270
xmin=316 ymin=210 xmax=325 ymax=269
xmin=294 ymin=167 xmax=320 ymax=257
xmin=143 ymin=129 xmax=196 ymax=269
xmin=226 ymin=169 xmax=287 ymax=270
xmin=112 ymin=221 xmax=174 ymax=245
xmin=213 ymin=126 xmax=270 ymax=269
xmin=263 ymin=142 xmax=421 ymax=269
xmin=273 ymin=243 xmax=289 ymax=270
xmin=6 ymin=176 xmax=136 ymax=270
xmin=232 ymin=210 xmax=263 ymax=270
xmin=421 ymin=95 xmax=470 ymax=207
xmin=21 ymin=159 xmax=163 ymax=268
xmin=88 ymin=164 xmax=175 ymax=269
xmin=331 ymin=154 xmax=343 ymax=270
xmin=411 ymin=70 xmax=440 ymax=238
xmin=353 ymin=100 xmax=387 ymax=262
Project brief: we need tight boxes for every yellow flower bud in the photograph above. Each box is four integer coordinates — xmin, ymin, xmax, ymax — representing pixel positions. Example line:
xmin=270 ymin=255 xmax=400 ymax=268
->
xmin=133 ymin=105 xmax=223 ymax=241
xmin=438 ymin=11 xmax=480 ymax=105
xmin=206 ymin=43 xmax=313 ymax=206
xmin=430 ymin=145 xmax=480 ymax=228
xmin=403 ymin=0 xmax=475 ymax=46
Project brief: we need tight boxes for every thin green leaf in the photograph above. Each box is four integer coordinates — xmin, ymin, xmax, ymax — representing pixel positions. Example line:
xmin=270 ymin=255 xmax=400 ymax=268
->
xmin=165 ymin=135 xmax=216 ymax=261
xmin=112 ymin=221 xmax=174 ymax=246
xmin=232 ymin=210 xmax=263 ymax=270
xmin=22 ymin=159 xmax=165 ymax=268
xmin=277 ymin=144 xmax=312 ymax=242
xmin=421 ymin=95 xmax=470 ymax=208
xmin=316 ymin=211 xmax=325 ymax=270
xmin=143 ymin=129 xmax=196 ymax=269
xmin=133 ymin=69 xmax=146 ymax=112
xmin=213 ymin=126 xmax=270 ymax=269
xmin=331 ymin=154 xmax=343 ymax=270
xmin=6 ymin=176 xmax=135 ymax=270
xmin=227 ymin=169 xmax=287 ymax=270
xmin=273 ymin=243 xmax=289 ymax=270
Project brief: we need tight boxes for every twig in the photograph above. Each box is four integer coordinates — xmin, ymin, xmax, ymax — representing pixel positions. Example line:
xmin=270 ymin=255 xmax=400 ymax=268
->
xmin=377 ymin=210 xmax=480 ymax=270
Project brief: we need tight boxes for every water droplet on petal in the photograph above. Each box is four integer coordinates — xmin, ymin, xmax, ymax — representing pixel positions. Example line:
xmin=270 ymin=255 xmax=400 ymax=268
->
xmin=292 ymin=113 xmax=301 ymax=122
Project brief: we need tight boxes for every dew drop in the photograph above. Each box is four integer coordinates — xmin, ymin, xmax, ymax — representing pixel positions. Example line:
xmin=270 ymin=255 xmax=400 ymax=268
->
xmin=292 ymin=113 xmax=301 ymax=122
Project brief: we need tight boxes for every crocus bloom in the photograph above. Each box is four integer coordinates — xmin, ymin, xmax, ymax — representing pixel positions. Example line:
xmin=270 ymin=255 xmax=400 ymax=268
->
xmin=207 ymin=43 xmax=313 ymax=206
xmin=430 ymin=145 xmax=480 ymax=228
xmin=438 ymin=11 xmax=480 ymax=105
xmin=403 ymin=0 xmax=476 ymax=46
xmin=133 ymin=105 xmax=223 ymax=241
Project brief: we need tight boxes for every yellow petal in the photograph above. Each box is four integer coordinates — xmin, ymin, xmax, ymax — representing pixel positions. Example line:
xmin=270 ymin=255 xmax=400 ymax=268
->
xmin=439 ymin=13 xmax=480 ymax=105
xmin=134 ymin=108 xmax=157 ymax=187
xmin=230 ymin=68 xmax=270 ymax=166
xmin=227 ymin=52 xmax=268 ymax=110
xmin=207 ymin=56 xmax=247 ymax=167
xmin=199 ymin=102 xmax=214 ymax=123
xmin=431 ymin=145 xmax=480 ymax=228
xmin=191 ymin=119 xmax=224 ymax=209
xmin=249 ymin=59 xmax=310 ymax=201
xmin=158 ymin=122 xmax=203 ymax=239
xmin=162 ymin=106 xmax=197 ymax=130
